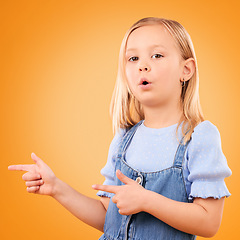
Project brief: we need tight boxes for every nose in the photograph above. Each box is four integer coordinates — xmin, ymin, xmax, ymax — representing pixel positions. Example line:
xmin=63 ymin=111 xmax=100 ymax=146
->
xmin=139 ymin=63 xmax=151 ymax=72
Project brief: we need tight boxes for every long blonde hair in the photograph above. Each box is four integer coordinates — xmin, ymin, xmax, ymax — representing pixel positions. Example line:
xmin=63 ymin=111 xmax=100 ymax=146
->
xmin=110 ymin=17 xmax=204 ymax=144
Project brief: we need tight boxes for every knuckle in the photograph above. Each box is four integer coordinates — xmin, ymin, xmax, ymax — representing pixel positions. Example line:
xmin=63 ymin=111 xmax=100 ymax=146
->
xmin=35 ymin=173 xmax=41 ymax=179
xmin=25 ymin=180 xmax=43 ymax=187
xmin=120 ymin=210 xmax=125 ymax=215
xmin=23 ymin=172 xmax=40 ymax=181
xmin=118 ymin=209 xmax=126 ymax=215
xmin=25 ymin=181 xmax=30 ymax=187
xmin=36 ymin=180 xmax=42 ymax=186
xmin=27 ymin=186 xmax=39 ymax=193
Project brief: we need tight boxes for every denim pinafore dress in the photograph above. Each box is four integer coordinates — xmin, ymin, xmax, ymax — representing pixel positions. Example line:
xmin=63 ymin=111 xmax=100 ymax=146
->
xmin=99 ymin=120 xmax=196 ymax=240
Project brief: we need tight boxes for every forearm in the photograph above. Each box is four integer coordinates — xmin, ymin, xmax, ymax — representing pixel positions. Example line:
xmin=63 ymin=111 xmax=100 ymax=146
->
xmin=142 ymin=190 xmax=223 ymax=238
xmin=52 ymin=178 xmax=106 ymax=232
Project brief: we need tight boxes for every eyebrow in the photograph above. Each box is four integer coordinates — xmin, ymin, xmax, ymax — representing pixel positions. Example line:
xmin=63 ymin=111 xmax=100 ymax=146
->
xmin=126 ymin=44 xmax=166 ymax=53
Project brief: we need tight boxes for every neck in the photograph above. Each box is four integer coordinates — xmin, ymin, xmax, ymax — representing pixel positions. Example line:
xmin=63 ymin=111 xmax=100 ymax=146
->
xmin=142 ymin=100 xmax=184 ymax=129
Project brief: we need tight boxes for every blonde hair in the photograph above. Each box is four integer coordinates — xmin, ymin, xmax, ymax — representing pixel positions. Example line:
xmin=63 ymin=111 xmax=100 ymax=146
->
xmin=110 ymin=17 xmax=204 ymax=144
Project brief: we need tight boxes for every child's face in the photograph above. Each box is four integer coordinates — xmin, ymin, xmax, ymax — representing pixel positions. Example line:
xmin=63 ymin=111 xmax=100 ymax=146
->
xmin=125 ymin=24 xmax=185 ymax=109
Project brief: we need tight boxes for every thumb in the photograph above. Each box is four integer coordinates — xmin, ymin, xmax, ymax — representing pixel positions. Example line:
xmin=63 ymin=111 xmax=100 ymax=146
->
xmin=116 ymin=170 xmax=134 ymax=185
xmin=31 ymin=152 xmax=44 ymax=166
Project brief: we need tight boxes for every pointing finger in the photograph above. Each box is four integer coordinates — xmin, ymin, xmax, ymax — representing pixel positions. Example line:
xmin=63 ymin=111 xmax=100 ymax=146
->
xmin=116 ymin=170 xmax=135 ymax=185
xmin=92 ymin=184 xmax=119 ymax=194
xmin=8 ymin=164 xmax=35 ymax=172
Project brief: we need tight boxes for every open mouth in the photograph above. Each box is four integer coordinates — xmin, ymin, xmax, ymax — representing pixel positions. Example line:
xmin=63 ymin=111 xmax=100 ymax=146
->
xmin=142 ymin=80 xmax=149 ymax=85
xmin=139 ymin=78 xmax=151 ymax=86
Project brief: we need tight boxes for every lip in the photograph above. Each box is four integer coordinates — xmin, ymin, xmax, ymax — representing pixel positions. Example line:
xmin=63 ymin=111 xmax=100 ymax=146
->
xmin=138 ymin=77 xmax=152 ymax=90
xmin=139 ymin=78 xmax=151 ymax=85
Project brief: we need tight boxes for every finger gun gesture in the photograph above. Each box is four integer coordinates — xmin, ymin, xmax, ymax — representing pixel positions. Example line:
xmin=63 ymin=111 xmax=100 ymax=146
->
xmin=8 ymin=153 xmax=57 ymax=196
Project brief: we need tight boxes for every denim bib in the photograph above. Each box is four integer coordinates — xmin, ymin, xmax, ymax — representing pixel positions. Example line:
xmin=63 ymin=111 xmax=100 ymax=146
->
xmin=99 ymin=120 xmax=196 ymax=240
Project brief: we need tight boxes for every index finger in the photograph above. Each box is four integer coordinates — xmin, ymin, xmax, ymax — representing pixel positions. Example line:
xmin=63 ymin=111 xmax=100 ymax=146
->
xmin=8 ymin=164 xmax=35 ymax=172
xmin=92 ymin=184 xmax=119 ymax=194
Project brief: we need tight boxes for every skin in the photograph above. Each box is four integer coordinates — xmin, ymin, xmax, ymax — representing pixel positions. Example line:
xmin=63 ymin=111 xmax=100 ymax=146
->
xmin=8 ymin=153 xmax=107 ymax=231
xmin=8 ymin=24 xmax=225 ymax=237
xmin=93 ymin=171 xmax=225 ymax=238
xmin=125 ymin=24 xmax=195 ymax=128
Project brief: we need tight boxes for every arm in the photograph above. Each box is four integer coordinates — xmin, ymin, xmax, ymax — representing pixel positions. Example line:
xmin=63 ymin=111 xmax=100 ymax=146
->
xmin=52 ymin=178 xmax=107 ymax=231
xmin=8 ymin=153 xmax=107 ymax=232
xmin=93 ymin=170 xmax=225 ymax=238
xmin=142 ymin=190 xmax=224 ymax=237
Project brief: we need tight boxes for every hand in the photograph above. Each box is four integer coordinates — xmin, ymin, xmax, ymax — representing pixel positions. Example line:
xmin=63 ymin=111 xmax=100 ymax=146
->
xmin=8 ymin=153 xmax=57 ymax=196
xmin=92 ymin=170 xmax=147 ymax=215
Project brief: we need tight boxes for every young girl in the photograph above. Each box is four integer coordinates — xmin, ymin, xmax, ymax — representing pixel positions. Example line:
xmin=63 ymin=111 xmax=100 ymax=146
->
xmin=8 ymin=17 xmax=231 ymax=239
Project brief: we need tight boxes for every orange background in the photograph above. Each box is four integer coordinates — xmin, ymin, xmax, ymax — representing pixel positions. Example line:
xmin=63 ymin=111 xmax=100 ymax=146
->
xmin=1 ymin=0 xmax=239 ymax=239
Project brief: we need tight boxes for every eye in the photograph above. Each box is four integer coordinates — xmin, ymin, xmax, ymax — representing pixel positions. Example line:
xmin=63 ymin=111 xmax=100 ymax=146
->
xmin=152 ymin=54 xmax=163 ymax=59
xmin=128 ymin=56 xmax=139 ymax=62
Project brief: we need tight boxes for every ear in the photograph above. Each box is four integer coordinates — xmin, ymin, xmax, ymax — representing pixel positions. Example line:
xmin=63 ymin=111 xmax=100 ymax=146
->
xmin=181 ymin=57 xmax=195 ymax=82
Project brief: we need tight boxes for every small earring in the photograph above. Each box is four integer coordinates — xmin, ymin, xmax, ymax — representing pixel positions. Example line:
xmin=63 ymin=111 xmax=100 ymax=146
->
xmin=182 ymin=78 xmax=185 ymax=87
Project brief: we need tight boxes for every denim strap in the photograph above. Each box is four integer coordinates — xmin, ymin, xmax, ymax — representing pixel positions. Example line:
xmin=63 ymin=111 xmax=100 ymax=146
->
xmin=173 ymin=133 xmax=191 ymax=167
xmin=116 ymin=120 xmax=144 ymax=158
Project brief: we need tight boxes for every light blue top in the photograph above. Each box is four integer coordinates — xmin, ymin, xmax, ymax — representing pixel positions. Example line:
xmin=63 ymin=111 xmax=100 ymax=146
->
xmin=97 ymin=120 xmax=232 ymax=200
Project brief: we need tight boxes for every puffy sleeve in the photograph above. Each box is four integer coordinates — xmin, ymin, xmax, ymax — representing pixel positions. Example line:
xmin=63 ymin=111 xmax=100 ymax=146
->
xmin=97 ymin=128 xmax=126 ymax=198
xmin=186 ymin=121 xmax=232 ymax=200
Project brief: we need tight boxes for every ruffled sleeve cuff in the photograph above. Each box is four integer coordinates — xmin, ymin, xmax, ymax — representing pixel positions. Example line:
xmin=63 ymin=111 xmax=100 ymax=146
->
xmin=96 ymin=191 xmax=114 ymax=198
xmin=189 ymin=180 xmax=231 ymax=201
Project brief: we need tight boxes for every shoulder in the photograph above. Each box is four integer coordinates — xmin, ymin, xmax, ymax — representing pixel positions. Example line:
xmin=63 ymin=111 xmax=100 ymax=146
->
xmin=108 ymin=127 xmax=128 ymax=156
xmin=186 ymin=120 xmax=225 ymax=169
xmin=193 ymin=120 xmax=220 ymax=136
xmin=190 ymin=120 xmax=221 ymax=146
xmin=111 ymin=128 xmax=128 ymax=145
xmin=186 ymin=120 xmax=231 ymax=175
xmin=109 ymin=122 xmax=141 ymax=156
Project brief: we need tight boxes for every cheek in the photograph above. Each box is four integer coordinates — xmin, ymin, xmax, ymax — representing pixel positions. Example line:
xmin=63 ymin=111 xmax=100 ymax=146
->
xmin=125 ymin=65 xmax=136 ymax=85
xmin=125 ymin=67 xmax=139 ymax=96
xmin=154 ymin=65 xmax=181 ymax=94
xmin=153 ymin=66 xmax=173 ymax=87
xmin=156 ymin=62 xmax=181 ymax=84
